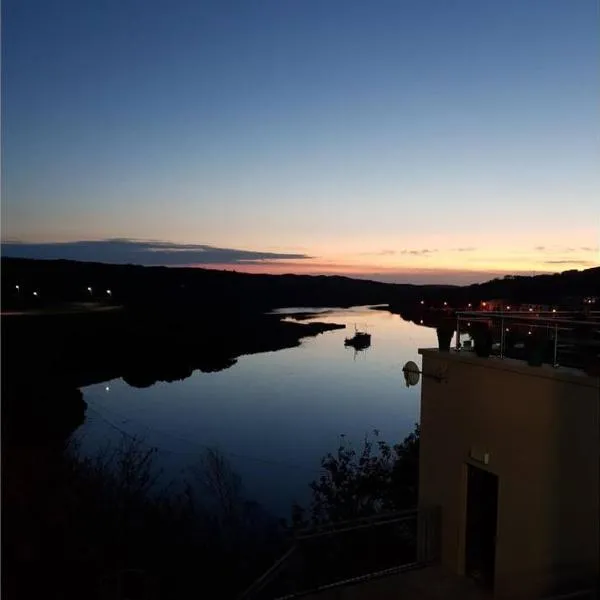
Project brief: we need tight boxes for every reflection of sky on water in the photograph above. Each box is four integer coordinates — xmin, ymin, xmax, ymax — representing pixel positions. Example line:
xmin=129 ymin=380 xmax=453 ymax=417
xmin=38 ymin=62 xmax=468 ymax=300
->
xmin=78 ymin=307 xmax=436 ymax=517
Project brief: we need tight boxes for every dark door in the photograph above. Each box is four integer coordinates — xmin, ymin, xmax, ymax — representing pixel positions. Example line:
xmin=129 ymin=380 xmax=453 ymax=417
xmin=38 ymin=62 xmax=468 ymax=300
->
xmin=465 ymin=464 xmax=498 ymax=589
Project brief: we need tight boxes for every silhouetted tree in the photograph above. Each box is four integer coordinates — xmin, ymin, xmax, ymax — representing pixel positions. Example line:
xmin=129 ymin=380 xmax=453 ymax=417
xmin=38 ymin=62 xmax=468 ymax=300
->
xmin=293 ymin=425 xmax=420 ymax=527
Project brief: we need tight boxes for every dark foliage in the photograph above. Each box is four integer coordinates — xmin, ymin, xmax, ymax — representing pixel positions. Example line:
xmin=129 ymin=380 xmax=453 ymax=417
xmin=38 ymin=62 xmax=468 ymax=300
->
xmin=293 ymin=425 xmax=420 ymax=527
xmin=3 ymin=429 xmax=285 ymax=600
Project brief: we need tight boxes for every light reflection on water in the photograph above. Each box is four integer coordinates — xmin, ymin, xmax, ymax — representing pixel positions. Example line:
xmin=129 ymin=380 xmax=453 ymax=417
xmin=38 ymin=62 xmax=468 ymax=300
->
xmin=78 ymin=307 xmax=436 ymax=517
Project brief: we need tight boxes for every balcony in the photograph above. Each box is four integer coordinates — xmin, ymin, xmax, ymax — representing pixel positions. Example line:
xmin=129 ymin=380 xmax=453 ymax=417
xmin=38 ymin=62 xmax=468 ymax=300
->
xmin=453 ymin=311 xmax=600 ymax=376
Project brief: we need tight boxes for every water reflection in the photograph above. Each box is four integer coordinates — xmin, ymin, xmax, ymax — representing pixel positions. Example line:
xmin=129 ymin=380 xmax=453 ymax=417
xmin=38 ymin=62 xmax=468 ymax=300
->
xmin=78 ymin=307 xmax=436 ymax=516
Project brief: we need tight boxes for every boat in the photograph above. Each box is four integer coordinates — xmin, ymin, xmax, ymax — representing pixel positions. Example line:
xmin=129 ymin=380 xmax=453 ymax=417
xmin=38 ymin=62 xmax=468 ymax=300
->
xmin=344 ymin=327 xmax=371 ymax=351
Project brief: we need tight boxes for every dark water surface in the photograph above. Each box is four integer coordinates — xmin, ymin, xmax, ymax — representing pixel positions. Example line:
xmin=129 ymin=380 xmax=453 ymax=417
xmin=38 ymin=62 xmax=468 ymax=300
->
xmin=78 ymin=307 xmax=436 ymax=517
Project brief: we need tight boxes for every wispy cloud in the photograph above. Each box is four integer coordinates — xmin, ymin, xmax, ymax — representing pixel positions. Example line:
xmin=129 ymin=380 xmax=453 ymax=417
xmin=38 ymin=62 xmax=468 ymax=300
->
xmin=358 ymin=249 xmax=397 ymax=256
xmin=543 ymin=259 xmax=594 ymax=266
xmin=400 ymin=248 xmax=438 ymax=256
xmin=534 ymin=245 xmax=597 ymax=254
xmin=452 ymin=247 xmax=477 ymax=252
xmin=1 ymin=239 xmax=313 ymax=266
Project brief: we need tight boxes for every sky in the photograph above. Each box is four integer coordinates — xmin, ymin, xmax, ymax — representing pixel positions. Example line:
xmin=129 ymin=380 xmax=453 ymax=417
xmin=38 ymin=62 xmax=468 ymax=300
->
xmin=2 ymin=0 xmax=599 ymax=284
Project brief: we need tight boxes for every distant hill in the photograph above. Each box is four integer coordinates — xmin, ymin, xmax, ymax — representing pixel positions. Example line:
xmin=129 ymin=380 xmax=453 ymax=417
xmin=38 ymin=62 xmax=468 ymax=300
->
xmin=457 ymin=267 xmax=599 ymax=306
xmin=1 ymin=257 xmax=598 ymax=311
xmin=0 ymin=257 xmax=447 ymax=312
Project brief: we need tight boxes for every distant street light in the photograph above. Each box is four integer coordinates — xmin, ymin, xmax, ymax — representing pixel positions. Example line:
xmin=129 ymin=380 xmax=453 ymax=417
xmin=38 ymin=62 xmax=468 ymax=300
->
xmin=506 ymin=305 xmax=511 ymax=310
xmin=33 ymin=291 xmax=38 ymax=297
xmin=443 ymin=301 xmax=447 ymax=306
xmin=106 ymin=289 xmax=112 ymax=296
xmin=87 ymin=287 xmax=93 ymax=294
xmin=420 ymin=300 xmax=424 ymax=305
xmin=15 ymin=284 xmax=20 ymax=291
xmin=467 ymin=303 xmax=472 ymax=308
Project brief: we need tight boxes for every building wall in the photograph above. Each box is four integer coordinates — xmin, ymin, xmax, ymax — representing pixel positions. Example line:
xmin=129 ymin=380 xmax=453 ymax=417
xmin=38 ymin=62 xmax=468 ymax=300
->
xmin=417 ymin=349 xmax=599 ymax=599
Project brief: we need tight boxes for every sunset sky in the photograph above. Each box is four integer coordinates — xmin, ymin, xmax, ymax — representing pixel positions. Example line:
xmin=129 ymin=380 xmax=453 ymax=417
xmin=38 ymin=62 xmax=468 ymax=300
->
xmin=2 ymin=0 xmax=599 ymax=284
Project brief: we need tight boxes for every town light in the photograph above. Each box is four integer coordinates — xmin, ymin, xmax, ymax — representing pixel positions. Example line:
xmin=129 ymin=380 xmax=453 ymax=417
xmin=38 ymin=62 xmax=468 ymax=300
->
xmin=506 ymin=306 xmax=511 ymax=310
xmin=15 ymin=285 xmax=19 ymax=290
xmin=552 ymin=309 xmax=556 ymax=313
xmin=420 ymin=300 xmax=424 ymax=305
xmin=420 ymin=319 xmax=423 ymax=324
xmin=482 ymin=302 xmax=487 ymax=307
xmin=87 ymin=287 xmax=92 ymax=293
xmin=529 ymin=307 xmax=533 ymax=312
xmin=443 ymin=301 xmax=447 ymax=306
xmin=467 ymin=303 xmax=472 ymax=308
xmin=106 ymin=289 xmax=112 ymax=296
xmin=33 ymin=291 xmax=38 ymax=297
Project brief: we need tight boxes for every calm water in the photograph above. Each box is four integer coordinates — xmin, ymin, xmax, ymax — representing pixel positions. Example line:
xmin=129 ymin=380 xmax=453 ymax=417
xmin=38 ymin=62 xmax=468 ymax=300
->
xmin=78 ymin=307 xmax=436 ymax=517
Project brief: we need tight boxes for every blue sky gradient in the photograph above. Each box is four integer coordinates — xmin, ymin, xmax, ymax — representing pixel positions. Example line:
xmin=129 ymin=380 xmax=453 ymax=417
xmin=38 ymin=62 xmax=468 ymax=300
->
xmin=2 ymin=0 xmax=598 ymax=281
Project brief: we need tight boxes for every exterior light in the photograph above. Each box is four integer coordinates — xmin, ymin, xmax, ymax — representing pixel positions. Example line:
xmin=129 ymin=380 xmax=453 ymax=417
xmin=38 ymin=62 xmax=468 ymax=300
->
xmin=15 ymin=285 xmax=19 ymax=290
xmin=105 ymin=386 xmax=110 ymax=392
xmin=528 ymin=331 xmax=532 ymax=335
xmin=33 ymin=291 xmax=38 ymax=296
xmin=443 ymin=301 xmax=448 ymax=306
xmin=106 ymin=289 xmax=112 ymax=295
xmin=420 ymin=319 xmax=423 ymax=324
xmin=87 ymin=287 xmax=92 ymax=293
xmin=552 ymin=309 xmax=556 ymax=313
xmin=468 ymin=303 xmax=472 ymax=308
xmin=420 ymin=300 xmax=424 ymax=305
xmin=529 ymin=307 xmax=533 ymax=312
xmin=467 ymin=322 xmax=471 ymax=326
xmin=506 ymin=305 xmax=511 ymax=310
xmin=482 ymin=302 xmax=487 ymax=307
xmin=506 ymin=328 xmax=510 ymax=332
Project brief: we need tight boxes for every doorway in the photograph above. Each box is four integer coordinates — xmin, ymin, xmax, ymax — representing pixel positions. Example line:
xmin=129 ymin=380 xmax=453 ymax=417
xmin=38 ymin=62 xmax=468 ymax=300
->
xmin=465 ymin=464 xmax=498 ymax=589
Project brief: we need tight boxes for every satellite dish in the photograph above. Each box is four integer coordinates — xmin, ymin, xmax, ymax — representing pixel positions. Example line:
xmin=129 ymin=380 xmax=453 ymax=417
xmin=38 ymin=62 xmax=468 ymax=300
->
xmin=402 ymin=360 xmax=420 ymax=387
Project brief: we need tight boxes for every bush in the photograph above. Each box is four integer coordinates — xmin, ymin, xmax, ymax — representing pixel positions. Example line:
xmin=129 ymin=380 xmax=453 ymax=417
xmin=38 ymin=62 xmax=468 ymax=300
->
xmin=294 ymin=425 xmax=420 ymax=527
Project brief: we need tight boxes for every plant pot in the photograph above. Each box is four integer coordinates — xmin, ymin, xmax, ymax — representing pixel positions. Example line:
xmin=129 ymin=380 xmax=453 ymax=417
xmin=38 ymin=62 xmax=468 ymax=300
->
xmin=474 ymin=344 xmax=491 ymax=358
xmin=436 ymin=326 xmax=454 ymax=352
xmin=581 ymin=352 xmax=600 ymax=377
xmin=473 ymin=328 xmax=493 ymax=358
xmin=525 ymin=337 xmax=545 ymax=367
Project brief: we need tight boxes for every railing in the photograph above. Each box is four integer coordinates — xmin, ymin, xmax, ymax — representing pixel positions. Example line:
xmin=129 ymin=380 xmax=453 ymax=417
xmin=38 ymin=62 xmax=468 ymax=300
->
xmin=239 ymin=507 xmax=440 ymax=600
xmin=454 ymin=311 xmax=600 ymax=373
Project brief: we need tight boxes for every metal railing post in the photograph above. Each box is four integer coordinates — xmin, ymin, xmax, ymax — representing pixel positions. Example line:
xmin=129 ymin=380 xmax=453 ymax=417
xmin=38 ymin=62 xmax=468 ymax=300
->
xmin=553 ymin=324 xmax=559 ymax=368
xmin=455 ymin=315 xmax=460 ymax=351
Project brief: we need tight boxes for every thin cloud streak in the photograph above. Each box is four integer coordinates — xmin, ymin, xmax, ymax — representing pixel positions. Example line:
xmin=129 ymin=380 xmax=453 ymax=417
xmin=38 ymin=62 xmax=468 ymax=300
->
xmin=400 ymin=249 xmax=438 ymax=256
xmin=543 ymin=259 xmax=595 ymax=265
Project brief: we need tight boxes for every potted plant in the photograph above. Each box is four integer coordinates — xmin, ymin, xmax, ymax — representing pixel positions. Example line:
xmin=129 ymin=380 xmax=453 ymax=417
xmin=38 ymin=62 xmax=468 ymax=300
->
xmin=573 ymin=321 xmax=600 ymax=376
xmin=472 ymin=323 xmax=493 ymax=358
xmin=525 ymin=332 xmax=545 ymax=367
xmin=436 ymin=322 xmax=455 ymax=352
